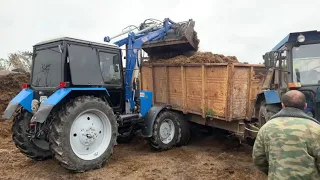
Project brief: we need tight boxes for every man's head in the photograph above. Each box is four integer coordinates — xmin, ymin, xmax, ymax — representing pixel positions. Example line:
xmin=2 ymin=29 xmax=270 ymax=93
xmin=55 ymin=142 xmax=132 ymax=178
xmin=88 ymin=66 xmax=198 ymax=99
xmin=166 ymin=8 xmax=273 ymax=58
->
xmin=281 ymin=90 xmax=307 ymax=110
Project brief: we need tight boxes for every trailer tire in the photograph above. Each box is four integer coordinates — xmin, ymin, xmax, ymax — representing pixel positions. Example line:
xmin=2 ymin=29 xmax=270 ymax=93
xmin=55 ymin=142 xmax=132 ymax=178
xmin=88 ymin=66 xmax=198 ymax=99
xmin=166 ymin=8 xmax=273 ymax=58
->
xmin=49 ymin=96 xmax=117 ymax=172
xmin=12 ymin=109 xmax=53 ymax=161
xmin=258 ymin=101 xmax=280 ymax=127
xmin=149 ymin=110 xmax=181 ymax=151
xmin=176 ymin=114 xmax=191 ymax=146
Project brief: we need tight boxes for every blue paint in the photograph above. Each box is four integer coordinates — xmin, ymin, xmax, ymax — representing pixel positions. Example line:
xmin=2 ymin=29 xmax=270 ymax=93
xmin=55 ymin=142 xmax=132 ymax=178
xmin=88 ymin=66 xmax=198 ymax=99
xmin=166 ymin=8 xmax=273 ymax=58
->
xmin=139 ymin=91 xmax=153 ymax=117
xmin=42 ymin=88 xmax=72 ymax=105
xmin=105 ymin=18 xmax=177 ymax=111
xmin=272 ymin=34 xmax=289 ymax=51
xmin=263 ymin=90 xmax=281 ymax=104
xmin=272 ymin=30 xmax=320 ymax=51
xmin=10 ymin=89 xmax=33 ymax=112
xmin=42 ymin=87 xmax=109 ymax=105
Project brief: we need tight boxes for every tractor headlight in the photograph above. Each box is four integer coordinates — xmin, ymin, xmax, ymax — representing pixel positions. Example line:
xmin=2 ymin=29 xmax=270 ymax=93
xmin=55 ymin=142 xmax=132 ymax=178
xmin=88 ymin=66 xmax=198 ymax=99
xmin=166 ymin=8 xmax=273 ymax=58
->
xmin=297 ymin=34 xmax=305 ymax=43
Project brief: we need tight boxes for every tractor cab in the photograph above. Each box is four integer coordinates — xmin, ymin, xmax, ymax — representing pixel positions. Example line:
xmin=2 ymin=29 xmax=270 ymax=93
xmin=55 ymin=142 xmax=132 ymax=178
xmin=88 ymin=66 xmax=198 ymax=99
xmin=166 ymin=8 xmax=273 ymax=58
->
xmin=262 ymin=30 xmax=320 ymax=119
xmin=28 ymin=37 xmax=125 ymax=113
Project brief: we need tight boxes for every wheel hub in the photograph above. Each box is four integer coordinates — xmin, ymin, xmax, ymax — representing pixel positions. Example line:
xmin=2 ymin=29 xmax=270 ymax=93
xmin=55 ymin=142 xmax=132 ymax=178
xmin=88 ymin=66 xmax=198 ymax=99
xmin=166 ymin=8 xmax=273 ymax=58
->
xmin=79 ymin=127 xmax=99 ymax=146
xmin=159 ymin=119 xmax=175 ymax=144
xmin=70 ymin=110 xmax=112 ymax=160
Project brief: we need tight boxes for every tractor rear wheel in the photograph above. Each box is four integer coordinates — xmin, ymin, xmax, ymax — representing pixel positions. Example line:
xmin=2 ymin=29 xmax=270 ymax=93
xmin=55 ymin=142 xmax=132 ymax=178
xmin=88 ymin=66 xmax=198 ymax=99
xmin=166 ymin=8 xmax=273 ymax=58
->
xmin=149 ymin=110 xmax=182 ymax=151
xmin=12 ymin=109 xmax=53 ymax=161
xmin=49 ymin=96 xmax=117 ymax=172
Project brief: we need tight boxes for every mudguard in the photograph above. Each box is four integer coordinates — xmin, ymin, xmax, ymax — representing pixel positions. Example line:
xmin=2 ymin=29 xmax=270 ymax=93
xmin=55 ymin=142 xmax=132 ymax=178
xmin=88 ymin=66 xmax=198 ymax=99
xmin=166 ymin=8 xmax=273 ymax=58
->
xmin=139 ymin=91 xmax=153 ymax=117
xmin=2 ymin=89 xmax=33 ymax=120
xmin=262 ymin=90 xmax=281 ymax=104
xmin=31 ymin=87 xmax=109 ymax=123
xmin=141 ymin=104 xmax=170 ymax=137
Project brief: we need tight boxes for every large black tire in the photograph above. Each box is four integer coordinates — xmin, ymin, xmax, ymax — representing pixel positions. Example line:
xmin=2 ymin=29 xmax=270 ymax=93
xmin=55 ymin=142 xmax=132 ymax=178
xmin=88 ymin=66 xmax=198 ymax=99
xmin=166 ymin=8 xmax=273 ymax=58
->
xmin=176 ymin=114 xmax=191 ymax=146
xmin=148 ymin=110 xmax=182 ymax=151
xmin=12 ymin=110 xmax=53 ymax=161
xmin=258 ymin=101 xmax=281 ymax=127
xmin=49 ymin=96 xmax=117 ymax=172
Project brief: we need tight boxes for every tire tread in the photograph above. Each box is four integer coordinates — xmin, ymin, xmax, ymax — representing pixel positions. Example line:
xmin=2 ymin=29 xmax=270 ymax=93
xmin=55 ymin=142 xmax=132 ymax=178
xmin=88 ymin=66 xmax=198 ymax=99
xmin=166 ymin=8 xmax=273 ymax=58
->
xmin=49 ymin=95 xmax=117 ymax=172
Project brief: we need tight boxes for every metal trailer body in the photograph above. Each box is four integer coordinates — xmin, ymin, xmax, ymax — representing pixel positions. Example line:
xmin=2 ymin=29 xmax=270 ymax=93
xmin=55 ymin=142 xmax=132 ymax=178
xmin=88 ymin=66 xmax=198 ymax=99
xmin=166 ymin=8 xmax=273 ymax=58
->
xmin=140 ymin=62 xmax=267 ymax=139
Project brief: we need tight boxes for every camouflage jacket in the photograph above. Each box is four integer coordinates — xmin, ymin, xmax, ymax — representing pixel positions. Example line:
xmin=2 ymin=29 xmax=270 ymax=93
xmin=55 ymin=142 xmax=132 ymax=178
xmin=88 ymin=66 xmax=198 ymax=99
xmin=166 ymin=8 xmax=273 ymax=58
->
xmin=252 ymin=107 xmax=320 ymax=180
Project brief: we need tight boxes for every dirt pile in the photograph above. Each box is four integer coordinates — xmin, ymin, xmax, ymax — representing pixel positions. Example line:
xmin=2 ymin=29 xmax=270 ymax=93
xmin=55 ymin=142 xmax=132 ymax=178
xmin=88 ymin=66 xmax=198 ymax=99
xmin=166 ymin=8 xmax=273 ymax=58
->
xmin=144 ymin=52 xmax=239 ymax=65
xmin=0 ymin=71 xmax=29 ymax=113
xmin=0 ymin=71 xmax=29 ymax=138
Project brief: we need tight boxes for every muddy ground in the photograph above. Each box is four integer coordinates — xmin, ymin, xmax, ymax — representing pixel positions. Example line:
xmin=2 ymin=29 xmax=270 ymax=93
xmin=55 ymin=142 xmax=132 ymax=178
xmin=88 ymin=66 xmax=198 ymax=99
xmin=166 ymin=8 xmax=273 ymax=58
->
xmin=0 ymin=125 xmax=266 ymax=180
xmin=0 ymin=72 xmax=267 ymax=180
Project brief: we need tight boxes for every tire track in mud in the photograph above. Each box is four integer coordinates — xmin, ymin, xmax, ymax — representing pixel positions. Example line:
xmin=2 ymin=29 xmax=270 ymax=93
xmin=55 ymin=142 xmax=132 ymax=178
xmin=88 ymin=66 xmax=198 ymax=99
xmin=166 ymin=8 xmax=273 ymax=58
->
xmin=0 ymin=125 xmax=266 ymax=180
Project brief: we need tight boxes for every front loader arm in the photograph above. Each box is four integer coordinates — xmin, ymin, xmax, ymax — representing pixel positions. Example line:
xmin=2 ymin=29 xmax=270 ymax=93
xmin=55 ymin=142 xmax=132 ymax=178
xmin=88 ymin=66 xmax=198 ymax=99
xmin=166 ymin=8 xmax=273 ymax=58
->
xmin=106 ymin=19 xmax=176 ymax=112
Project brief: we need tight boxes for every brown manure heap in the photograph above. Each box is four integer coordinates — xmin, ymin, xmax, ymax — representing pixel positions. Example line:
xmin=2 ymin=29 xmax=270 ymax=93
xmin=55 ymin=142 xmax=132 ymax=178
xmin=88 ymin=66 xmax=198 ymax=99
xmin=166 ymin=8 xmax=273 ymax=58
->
xmin=143 ymin=52 xmax=240 ymax=65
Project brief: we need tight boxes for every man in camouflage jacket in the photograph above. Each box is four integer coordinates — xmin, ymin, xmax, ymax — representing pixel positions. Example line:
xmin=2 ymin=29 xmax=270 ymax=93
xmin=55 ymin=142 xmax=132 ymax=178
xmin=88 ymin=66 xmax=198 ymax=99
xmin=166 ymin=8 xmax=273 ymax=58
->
xmin=252 ymin=90 xmax=320 ymax=179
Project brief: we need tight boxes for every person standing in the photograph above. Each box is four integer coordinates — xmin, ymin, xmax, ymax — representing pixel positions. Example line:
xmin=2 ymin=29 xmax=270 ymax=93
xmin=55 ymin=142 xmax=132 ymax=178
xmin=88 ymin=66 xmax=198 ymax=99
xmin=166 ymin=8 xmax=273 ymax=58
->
xmin=252 ymin=90 xmax=320 ymax=179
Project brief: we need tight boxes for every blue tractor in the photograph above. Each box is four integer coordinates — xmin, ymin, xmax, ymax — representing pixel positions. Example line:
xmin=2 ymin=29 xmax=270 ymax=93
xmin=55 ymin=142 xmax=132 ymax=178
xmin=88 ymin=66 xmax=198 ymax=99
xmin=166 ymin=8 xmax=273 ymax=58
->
xmin=2 ymin=18 xmax=198 ymax=172
xmin=256 ymin=30 xmax=320 ymax=126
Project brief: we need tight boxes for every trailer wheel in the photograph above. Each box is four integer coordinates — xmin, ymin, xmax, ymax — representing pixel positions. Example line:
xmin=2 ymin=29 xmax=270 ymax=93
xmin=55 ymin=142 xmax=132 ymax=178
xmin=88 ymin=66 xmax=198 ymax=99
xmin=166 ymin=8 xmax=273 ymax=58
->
xmin=12 ymin=109 xmax=53 ymax=161
xmin=149 ymin=110 xmax=181 ymax=151
xmin=258 ymin=101 xmax=280 ymax=127
xmin=49 ymin=96 xmax=117 ymax=172
xmin=176 ymin=114 xmax=191 ymax=146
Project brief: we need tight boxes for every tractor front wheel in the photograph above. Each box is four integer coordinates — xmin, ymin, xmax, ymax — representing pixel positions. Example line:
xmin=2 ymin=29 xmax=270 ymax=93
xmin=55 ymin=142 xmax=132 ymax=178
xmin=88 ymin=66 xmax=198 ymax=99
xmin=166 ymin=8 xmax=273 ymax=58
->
xmin=49 ymin=96 xmax=117 ymax=172
xmin=258 ymin=101 xmax=281 ymax=127
xmin=12 ymin=109 xmax=53 ymax=161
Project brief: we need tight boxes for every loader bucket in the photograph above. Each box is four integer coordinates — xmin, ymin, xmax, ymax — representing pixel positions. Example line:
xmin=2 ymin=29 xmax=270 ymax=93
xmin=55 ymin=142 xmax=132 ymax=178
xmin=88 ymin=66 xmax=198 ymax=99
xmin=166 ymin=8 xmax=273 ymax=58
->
xmin=142 ymin=19 xmax=199 ymax=59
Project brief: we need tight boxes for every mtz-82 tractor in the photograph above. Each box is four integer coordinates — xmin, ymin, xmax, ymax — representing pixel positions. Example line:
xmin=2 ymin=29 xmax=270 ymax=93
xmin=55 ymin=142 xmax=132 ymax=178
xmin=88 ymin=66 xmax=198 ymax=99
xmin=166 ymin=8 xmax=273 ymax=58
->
xmin=2 ymin=18 xmax=198 ymax=172
xmin=257 ymin=30 xmax=320 ymax=125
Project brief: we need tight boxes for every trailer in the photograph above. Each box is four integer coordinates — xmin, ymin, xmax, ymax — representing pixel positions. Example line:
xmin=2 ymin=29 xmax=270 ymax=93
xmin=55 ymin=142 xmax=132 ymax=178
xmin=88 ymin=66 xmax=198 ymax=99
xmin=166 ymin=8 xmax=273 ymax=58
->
xmin=140 ymin=62 xmax=267 ymax=140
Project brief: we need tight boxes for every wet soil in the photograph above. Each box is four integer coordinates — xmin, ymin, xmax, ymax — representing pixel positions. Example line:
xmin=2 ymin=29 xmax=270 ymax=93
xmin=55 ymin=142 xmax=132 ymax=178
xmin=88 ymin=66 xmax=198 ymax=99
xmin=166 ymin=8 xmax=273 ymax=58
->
xmin=0 ymin=126 xmax=266 ymax=180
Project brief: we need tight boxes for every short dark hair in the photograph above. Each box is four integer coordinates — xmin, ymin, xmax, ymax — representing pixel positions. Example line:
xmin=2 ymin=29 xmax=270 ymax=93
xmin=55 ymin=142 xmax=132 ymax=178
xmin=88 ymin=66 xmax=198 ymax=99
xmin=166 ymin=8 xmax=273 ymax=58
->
xmin=281 ymin=90 xmax=306 ymax=110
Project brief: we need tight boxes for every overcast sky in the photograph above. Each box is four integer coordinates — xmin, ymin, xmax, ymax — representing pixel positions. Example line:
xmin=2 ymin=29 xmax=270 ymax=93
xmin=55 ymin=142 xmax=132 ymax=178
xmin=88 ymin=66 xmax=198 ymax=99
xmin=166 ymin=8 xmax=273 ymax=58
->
xmin=1 ymin=0 xmax=319 ymax=64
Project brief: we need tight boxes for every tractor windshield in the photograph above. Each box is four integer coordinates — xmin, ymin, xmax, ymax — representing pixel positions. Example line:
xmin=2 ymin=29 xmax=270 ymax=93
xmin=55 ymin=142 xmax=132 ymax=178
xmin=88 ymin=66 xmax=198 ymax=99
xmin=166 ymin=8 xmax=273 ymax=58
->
xmin=292 ymin=43 xmax=320 ymax=85
xmin=31 ymin=46 xmax=62 ymax=87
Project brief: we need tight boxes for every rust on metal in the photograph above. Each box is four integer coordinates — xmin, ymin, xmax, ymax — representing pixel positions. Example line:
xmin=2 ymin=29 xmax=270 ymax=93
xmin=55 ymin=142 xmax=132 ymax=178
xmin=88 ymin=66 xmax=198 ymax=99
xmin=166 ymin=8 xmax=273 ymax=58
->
xmin=226 ymin=63 xmax=235 ymax=121
xmin=201 ymin=65 xmax=207 ymax=118
xmin=246 ymin=66 xmax=254 ymax=120
xmin=262 ymin=68 xmax=274 ymax=89
xmin=181 ymin=66 xmax=187 ymax=113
